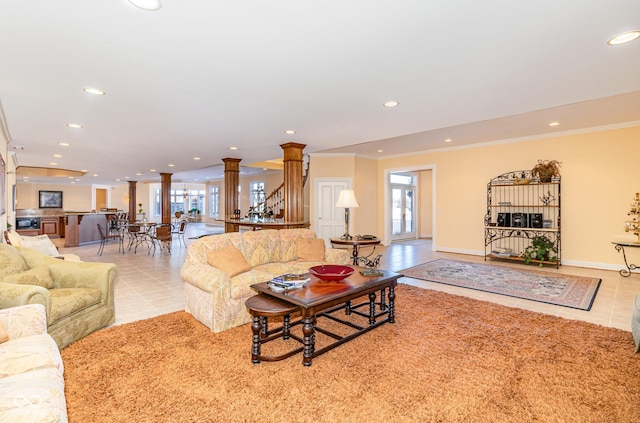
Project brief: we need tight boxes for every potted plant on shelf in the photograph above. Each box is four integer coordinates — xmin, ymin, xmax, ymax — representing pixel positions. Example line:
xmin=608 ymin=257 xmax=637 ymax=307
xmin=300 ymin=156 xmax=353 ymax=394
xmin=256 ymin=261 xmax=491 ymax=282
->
xmin=523 ymin=235 xmax=558 ymax=266
xmin=530 ymin=160 xmax=561 ymax=182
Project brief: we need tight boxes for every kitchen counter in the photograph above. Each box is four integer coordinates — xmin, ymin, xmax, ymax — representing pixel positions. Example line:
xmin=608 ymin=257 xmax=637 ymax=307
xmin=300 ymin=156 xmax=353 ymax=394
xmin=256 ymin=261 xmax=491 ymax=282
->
xmin=64 ymin=212 xmax=117 ymax=247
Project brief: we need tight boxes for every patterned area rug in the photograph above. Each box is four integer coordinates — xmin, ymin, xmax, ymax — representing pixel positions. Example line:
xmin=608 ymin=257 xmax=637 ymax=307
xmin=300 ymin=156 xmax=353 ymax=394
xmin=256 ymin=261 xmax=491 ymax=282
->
xmin=401 ymin=259 xmax=601 ymax=310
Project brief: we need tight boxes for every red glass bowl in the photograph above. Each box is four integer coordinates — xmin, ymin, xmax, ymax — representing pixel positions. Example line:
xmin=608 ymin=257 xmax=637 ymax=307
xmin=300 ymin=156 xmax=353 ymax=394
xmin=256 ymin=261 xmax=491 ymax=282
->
xmin=309 ymin=265 xmax=354 ymax=282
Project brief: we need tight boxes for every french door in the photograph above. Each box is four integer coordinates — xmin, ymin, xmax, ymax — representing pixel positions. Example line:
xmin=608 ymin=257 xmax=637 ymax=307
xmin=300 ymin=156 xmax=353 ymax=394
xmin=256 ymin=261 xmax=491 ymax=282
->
xmin=390 ymin=181 xmax=416 ymax=241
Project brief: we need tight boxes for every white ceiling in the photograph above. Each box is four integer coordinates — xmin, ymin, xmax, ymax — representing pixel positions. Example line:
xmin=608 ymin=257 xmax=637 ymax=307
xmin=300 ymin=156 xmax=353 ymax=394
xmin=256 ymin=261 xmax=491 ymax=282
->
xmin=1 ymin=0 xmax=639 ymax=186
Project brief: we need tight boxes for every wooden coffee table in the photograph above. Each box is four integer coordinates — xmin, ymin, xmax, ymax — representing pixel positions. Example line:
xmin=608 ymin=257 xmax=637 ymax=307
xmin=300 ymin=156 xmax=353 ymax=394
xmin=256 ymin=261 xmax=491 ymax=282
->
xmin=251 ymin=267 xmax=402 ymax=366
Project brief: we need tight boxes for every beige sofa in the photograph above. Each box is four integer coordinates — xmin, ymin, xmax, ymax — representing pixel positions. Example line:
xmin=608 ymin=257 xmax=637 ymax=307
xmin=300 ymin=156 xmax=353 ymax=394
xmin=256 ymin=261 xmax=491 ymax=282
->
xmin=180 ymin=228 xmax=350 ymax=332
xmin=0 ymin=243 xmax=116 ymax=350
xmin=0 ymin=304 xmax=68 ymax=422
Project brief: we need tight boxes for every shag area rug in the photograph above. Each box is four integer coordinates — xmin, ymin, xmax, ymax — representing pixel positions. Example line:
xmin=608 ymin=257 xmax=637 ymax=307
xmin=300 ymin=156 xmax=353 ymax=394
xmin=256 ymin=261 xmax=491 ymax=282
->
xmin=401 ymin=259 xmax=601 ymax=310
xmin=62 ymin=285 xmax=639 ymax=423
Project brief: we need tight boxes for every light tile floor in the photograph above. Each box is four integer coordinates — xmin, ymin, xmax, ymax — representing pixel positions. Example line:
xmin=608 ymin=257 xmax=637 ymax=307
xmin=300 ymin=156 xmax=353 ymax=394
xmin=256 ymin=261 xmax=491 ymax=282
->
xmin=57 ymin=224 xmax=638 ymax=332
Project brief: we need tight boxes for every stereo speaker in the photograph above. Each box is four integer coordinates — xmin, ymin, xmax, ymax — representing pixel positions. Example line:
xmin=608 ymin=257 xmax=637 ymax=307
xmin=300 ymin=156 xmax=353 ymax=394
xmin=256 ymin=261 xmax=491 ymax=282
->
xmin=497 ymin=213 xmax=511 ymax=227
xmin=511 ymin=212 xmax=528 ymax=228
xmin=528 ymin=213 xmax=543 ymax=228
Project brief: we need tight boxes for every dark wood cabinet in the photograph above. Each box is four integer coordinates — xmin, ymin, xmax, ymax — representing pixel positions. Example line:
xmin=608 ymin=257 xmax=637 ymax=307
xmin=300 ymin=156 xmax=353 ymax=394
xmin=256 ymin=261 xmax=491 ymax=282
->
xmin=41 ymin=217 xmax=59 ymax=237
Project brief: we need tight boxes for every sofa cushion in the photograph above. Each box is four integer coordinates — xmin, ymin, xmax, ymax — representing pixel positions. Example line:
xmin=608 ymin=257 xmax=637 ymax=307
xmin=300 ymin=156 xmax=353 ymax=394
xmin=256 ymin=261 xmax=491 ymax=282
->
xmin=207 ymin=246 xmax=251 ymax=277
xmin=0 ymin=321 xmax=7 ymax=344
xmin=0 ymin=333 xmax=63 ymax=378
xmin=242 ymin=230 xmax=280 ymax=267
xmin=2 ymin=265 xmax=54 ymax=289
xmin=296 ymin=238 xmax=326 ymax=261
xmin=229 ymin=269 xmax=277 ymax=300
xmin=0 ymin=367 xmax=68 ymax=422
xmin=49 ymin=288 xmax=102 ymax=324
xmin=276 ymin=228 xmax=318 ymax=262
xmin=19 ymin=235 xmax=60 ymax=257
xmin=5 ymin=230 xmax=23 ymax=247
xmin=0 ymin=244 xmax=29 ymax=280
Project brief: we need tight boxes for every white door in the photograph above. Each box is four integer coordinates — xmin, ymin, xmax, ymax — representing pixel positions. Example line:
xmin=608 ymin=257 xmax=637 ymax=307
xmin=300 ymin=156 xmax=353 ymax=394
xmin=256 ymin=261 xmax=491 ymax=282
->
xmin=315 ymin=179 xmax=350 ymax=243
xmin=390 ymin=177 xmax=417 ymax=241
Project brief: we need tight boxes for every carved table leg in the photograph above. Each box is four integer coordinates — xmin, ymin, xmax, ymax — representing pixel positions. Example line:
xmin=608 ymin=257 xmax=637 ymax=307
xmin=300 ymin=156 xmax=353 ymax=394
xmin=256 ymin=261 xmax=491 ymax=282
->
xmin=302 ymin=317 xmax=314 ymax=367
xmin=379 ymin=288 xmax=387 ymax=311
xmin=388 ymin=285 xmax=396 ymax=324
xmin=283 ymin=314 xmax=290 ymax=340
xmin=368 ymin=291 xmax=376 ymax=325
xmin=251 ymin=315 xmax=262 ymax=364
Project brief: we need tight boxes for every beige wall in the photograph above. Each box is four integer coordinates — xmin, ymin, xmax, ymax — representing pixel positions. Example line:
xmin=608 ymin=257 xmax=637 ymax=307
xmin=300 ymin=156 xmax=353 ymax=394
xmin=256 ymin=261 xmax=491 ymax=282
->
xmin=377 ymin=125 xmax=640 ymax=269
xmin=418 ymin=169 xmax=433 ymax=238
xmin=16 ymin=182 xmax=142 ymax=214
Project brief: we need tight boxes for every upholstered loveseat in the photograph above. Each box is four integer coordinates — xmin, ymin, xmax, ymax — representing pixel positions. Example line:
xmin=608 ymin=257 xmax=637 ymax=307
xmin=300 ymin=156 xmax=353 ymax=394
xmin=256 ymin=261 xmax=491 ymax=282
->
xmin=0 ymin=304 xmax=68 ymax=422
xmin=180 ymin=228 xmax=350 ymax=332
xmin=0 ymin=243 xmax=116 ymax=349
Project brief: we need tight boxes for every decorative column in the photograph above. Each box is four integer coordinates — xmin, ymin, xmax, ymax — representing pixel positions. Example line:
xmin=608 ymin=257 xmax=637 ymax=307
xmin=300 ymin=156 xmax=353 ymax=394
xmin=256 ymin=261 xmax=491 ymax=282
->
xmin=280 ymin=142 xmax=306 ymax=223
xmin=127 ymin=181 xmax=137 ymax=223
xmin=223 ymin=158 xmax=242 ymax=232
xmin=160 ymin=173 xmax=172 ymax=225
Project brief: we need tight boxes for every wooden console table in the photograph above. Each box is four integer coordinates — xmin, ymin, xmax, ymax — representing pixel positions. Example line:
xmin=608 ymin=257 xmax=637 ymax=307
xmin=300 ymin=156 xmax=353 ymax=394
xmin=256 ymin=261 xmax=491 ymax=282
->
xmin=225 ymin=219 xmax=310 ymax=232
xmin=612 ymin=240 xmax=640 ymax=277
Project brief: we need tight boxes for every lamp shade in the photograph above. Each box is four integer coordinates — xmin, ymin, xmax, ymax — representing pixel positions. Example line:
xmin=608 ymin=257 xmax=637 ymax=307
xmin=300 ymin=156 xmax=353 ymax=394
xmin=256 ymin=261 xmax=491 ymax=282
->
xmin=335 ymin=190 xmax=359 ymax=208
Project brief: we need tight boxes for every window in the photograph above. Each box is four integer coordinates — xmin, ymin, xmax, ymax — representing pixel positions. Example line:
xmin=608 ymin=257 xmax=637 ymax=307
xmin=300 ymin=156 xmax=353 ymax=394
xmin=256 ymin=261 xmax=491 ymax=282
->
xmin=250 ymin=181 xmax=265 ymax=207
xmin=209 ymin=185 xmax=219 ymax=219
xmin=188 ymin=189 xmax=205 ymax=214
xmin=151 ymin=186 xmax=205 ymax=217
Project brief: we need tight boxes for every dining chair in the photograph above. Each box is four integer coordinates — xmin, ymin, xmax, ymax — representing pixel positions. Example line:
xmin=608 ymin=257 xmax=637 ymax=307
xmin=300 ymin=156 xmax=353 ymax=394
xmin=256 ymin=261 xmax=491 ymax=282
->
xmin=96 ymin=223 xmax=124 ymax=256
xmin=149 ymin=224 xmax=172 ymax=255
xmin=171 ymin=221 xmax=188 ymax=247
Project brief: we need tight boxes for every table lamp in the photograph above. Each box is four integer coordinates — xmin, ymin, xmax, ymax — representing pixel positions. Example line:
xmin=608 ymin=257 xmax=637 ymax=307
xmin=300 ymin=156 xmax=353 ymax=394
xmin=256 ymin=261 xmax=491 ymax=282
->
xmin=336 ymin=189 xmax=359 ymax=240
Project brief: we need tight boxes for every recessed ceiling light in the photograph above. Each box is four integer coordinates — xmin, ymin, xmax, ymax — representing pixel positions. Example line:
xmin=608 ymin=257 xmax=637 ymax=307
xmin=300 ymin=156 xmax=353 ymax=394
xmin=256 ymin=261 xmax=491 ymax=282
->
xmin=53 ymin=154 xmax=62 ymax=158
xmin=58 ymin=142 xmax=70 ymax=147
xmin=284 ymin=130 xmax=296 ymax=135
xmin=383 ymin=100 xmax=399 ymax=107
xmin=93 ymin=174 xmax=98 ymax=177
xmin=193 ymin=157 xmax=201 ymax=160
xmin=115 ymin=179 xmax=121 ymax=182
xmin=80 ymin=169 xmax=87 ymax=172
xmin=128 ymin=0 xmax=161 ymax=11
xmin=445 ymin=138 xmax=452 ymax=143
xmin=549 ymin=121 xmax=560 ymax=127
xmin=607 ymin=30 xmax=640 ymax=45
xmin=168 ymin=164 xmax=175 ymax=167
xmin=136 ymin=172 xmax=142 ymax=176
xmin=149 ymin=169 xmax=156 ymax=172
xmin=68 ymin=176 xmax=74 ymax=179
xmin=49 ymin=162 xmax=58 ymax=166
xmin=83 ymin=87 xmax=105 ymax=95
xmin=67 ymin=123 xmax=82 ymax=129
xmin=230 ymin=146 xmax=238 ymax=150
xmin=124 ymin=176 xmax=130 ymax=179
xmin=377 ymin=149 xmax=384 ymax=153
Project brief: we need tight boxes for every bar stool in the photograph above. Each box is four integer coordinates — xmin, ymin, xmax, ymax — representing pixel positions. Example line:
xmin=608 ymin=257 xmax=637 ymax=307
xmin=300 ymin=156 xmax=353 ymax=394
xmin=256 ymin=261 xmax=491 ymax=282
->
xmin=245 ymin=294 xmax=303 ymax=364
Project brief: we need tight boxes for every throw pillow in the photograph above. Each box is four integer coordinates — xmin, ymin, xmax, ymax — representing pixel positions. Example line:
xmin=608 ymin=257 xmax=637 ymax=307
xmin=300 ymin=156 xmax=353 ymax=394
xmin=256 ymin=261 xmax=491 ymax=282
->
xmin=0 ymin=321 xmax=8 ymax=344
xmin=5 ymin=230 xmax=23 ymax=246
xmin=0 ymin=243 xmax=29 ymax=280
xmin=206 ymin=246 xmax=251 ymax=277
xmin=296 ymin=238 xmax=326 ymax=262
xmin=2 ymin=265 xmax=54 ymax=289
xmin=19 ymin=235 xmax=60 ymax=257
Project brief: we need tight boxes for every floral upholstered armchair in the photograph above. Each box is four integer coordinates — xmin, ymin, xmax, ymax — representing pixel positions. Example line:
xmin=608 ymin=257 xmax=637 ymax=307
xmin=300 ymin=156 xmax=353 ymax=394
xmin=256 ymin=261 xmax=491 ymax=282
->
xmin=0 ymin=243 xmax=116 ymax=349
